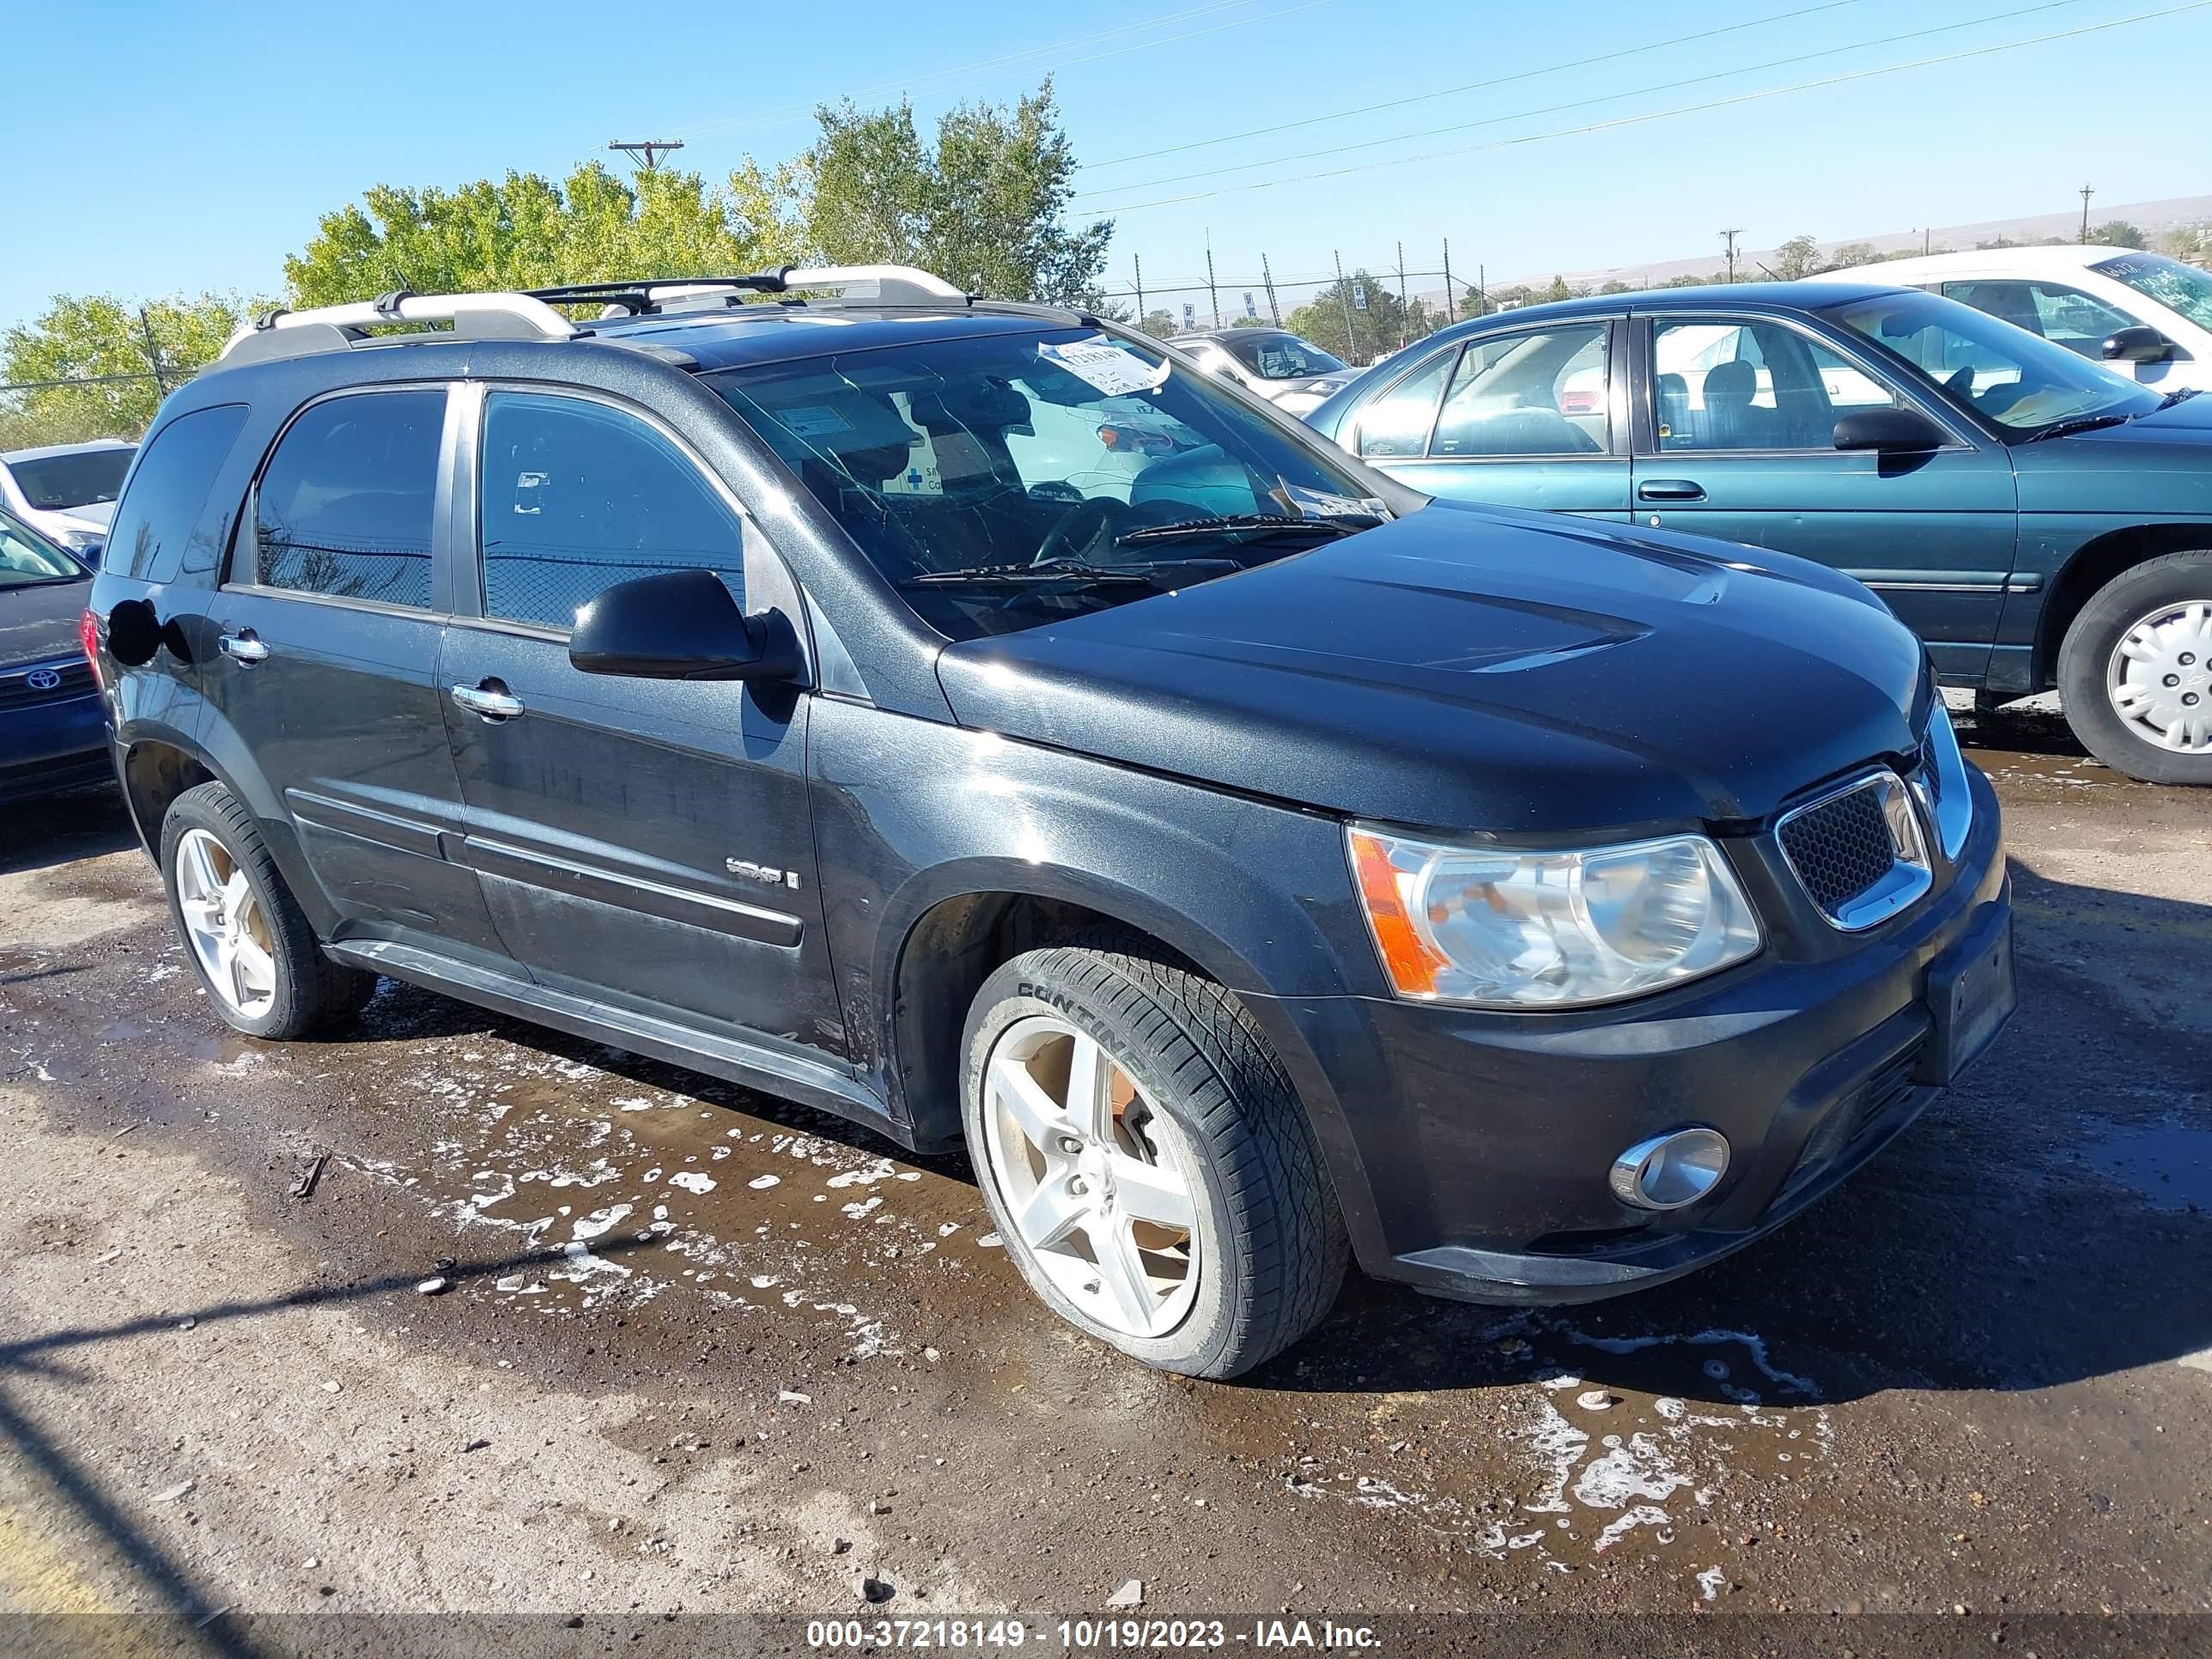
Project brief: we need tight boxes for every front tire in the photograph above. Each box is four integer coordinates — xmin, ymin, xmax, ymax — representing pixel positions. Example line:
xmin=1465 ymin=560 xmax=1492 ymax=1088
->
xmin=2057 ymin=551 xmax=2212 ymax=786
xmin=161 ymin=781 xmax=376 ymax=1039
xmin=960 ymin=927 xmax=1347 ymax=1379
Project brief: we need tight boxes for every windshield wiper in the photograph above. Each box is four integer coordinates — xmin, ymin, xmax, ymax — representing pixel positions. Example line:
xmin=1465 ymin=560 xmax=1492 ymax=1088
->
xmin=901 ymin=556 xmax=1237 ymax=588
xmin=2020 ymin=411 xmax=2137 ymax=442
xmin=1115 ymin=513 xmax=1371 ymax=547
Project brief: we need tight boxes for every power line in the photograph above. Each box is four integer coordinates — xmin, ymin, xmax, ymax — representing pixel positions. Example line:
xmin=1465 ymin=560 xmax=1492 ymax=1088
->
xmin=1073 ymin=0 xmax=2094 ymax=204
xmin=1083 ymin=0 xmax=2212 ymax=216
xmin=1082 ymin=0 xmax=1869 ymax=172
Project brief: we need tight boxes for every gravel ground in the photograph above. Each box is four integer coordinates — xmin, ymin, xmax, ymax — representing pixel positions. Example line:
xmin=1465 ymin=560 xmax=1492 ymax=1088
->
xmin=0 ymin=698 xmax=2207 ymax=1656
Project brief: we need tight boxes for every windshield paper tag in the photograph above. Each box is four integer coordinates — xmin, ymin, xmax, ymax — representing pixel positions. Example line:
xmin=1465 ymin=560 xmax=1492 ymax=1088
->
xmin=780 ymin=404 xmax=854 ymax=438
xmin=1038 ymin=340 xmax=1170 ymax=397
xmin=1282 ymin=483 xmax=1391 ymax=521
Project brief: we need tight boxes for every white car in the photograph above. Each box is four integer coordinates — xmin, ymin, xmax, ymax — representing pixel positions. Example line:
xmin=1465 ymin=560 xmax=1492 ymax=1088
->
xmin=1168 ymin=329 xmax=1360 ymax=416
xmin=1804 ymin=246 xmax=2212 ymax=395
xmin=0 ymin=439 xmax=137 ymax=559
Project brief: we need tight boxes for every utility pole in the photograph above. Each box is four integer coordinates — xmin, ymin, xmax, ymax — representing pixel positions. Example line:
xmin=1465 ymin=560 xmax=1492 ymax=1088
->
xmin=1478 ymin=263 xmax=1486 ymax=317
xmin=1333 ymin=250 xmax=1358 ymax=364
xmin=1260 ymin=252 xmax=1281 ymax=325
xmin=1133 ymin=254 xmax=1146 ymax=326
xmin=1719 ymin=228 xmax=1744 ymax=283
xmin=1395 ymin=241 xmax=1410 ymax=345
xmin=137 ymin=306 xmax=168 ymax=396
xmin=2079 ymin=184 xmax=2094 ymax=243
xmin=1205 ymin=238 xmax=1221 ymax=330
xmin=608 ymin=139 xmax=684 ymax=171
xmin=1442 ymin=239 xmax=1455 ymax=318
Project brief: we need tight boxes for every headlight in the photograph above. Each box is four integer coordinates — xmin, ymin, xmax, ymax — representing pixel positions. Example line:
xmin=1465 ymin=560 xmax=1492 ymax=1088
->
xmin=1347 ymin=825 xmax=1763 ymax=1007
xmin=55 ymin=526 xmax=103 ymax=550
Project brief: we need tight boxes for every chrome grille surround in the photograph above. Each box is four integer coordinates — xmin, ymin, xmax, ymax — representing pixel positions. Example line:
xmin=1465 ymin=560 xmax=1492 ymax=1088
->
xmin=1775 ymin=769 xmax=1931 ymax=931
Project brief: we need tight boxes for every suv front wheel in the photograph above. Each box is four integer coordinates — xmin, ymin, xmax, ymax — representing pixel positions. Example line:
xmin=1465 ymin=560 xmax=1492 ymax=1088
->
xmin=161 ymin=781 xmax=378 ymax=1039
xmin=960 ymin=927 xmax=1347 ymax=1379
xmin=2060 ymin=550 xmax=2212 ymax=785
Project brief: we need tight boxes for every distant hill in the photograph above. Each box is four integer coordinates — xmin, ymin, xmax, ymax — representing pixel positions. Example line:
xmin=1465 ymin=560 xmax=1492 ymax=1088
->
xmin=1487 ymin=193 xmax=2212 ymax=295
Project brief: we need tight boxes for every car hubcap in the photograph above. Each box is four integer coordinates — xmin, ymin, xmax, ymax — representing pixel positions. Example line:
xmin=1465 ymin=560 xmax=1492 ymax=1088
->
xmin=981 ymin=1014 xmax=1200 ymax=1339
xmin=174 ymin=829 xmax=277 ymax=1018
xmin=2108 ymin=599 xmax=2212 ymax=754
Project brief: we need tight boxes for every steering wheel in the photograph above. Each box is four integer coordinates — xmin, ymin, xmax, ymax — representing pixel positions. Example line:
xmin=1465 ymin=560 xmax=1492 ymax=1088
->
xmin=1033 ymin=496 xmax=1127 ymax=565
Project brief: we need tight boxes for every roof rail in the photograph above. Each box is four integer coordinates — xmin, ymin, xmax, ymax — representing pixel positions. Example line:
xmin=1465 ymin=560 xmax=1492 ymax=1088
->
xmin=528 ymin=265 xmax=973 ymax=317
xmin=218 ymin=290 xmax=580 ymax=365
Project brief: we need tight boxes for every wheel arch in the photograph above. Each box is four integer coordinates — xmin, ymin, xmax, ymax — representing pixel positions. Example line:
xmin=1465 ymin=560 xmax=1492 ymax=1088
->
xmin=2035 ymin=524 xmax=2212 ymax=690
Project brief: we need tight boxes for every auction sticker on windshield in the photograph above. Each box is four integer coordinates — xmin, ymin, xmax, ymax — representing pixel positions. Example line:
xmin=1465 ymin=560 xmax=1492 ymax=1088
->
xmin=1038 ymin=339 xmax=1170 ymax=396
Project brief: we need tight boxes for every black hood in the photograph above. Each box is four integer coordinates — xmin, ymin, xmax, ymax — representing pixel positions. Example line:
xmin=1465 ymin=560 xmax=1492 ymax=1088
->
xmin=0 ymin=573 xmax=91 ymax=672
xmin=935 ymin=502 xmax=1928 ymax=836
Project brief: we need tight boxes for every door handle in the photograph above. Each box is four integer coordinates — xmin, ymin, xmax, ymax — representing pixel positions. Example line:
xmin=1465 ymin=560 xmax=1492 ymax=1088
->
xmin=218 ymin=630 xmax=269 ymax=664
xmin=1637 ymin=479 xmax=1707 ymax=502
xmin=451 ymin=682 xmax=524 ymax=720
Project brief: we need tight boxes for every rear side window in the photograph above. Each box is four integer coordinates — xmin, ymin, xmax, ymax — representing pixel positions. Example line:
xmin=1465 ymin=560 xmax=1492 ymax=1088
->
xmin=477 ymin=391 xmax=743 ymax=630
xmin=106 ymin=405 xmax=248 ymax=582
xmin=250 ymin=389 xmax=445 ymax=609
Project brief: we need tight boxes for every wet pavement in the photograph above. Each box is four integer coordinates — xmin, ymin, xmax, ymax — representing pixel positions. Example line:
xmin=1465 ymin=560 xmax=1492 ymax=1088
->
xmin=1 ymin=696 xmax=2208 ymax=1646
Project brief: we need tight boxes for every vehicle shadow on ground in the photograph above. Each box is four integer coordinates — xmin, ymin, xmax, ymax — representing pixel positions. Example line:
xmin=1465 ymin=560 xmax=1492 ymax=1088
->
xmin=0 ymin=1238 xmax=649 ymax=1658
xmin=1258 ymin=856 xmax=2212 ymax=1407
xmin=0 ymin=783 xmax=137 ymax=877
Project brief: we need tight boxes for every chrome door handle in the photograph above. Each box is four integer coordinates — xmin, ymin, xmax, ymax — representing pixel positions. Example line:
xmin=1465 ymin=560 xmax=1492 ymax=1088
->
xmin=451 ymin=683 xmax=524 ymax=720
xmin=1637 ymin=478 xmax=1707 ymax=502
xmin=218 ymin=631 xmax=270 ymax=664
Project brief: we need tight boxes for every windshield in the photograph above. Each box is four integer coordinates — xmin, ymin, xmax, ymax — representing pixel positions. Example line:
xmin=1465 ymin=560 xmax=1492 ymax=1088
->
xmin=1824 ymin=290 xmax=2159 ymax=435
xmin=4 ymin=446 xmax=135 ymax=511
xmin=1217 ymin=331 xmax=1346 ymax=380
xmin=708 ymin=326 xmax=1387 ymax=641
xmin=0 ymin=514 xmax=87 ymax=586
xmin=2095 ymin=252 xmax=2212 ymax=334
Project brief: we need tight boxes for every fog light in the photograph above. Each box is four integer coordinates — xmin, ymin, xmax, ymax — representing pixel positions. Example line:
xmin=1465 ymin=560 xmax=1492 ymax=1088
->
xmin=1609 ymin=1127 xmax=1730 ymax=1211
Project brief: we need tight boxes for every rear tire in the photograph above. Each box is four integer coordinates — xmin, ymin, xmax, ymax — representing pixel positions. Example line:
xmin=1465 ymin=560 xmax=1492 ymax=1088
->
xmin=960 ymin=927 xmax=1347 ymax=1379
xmin=161 ymin=781 xmax=376 ymax=1039
xmin=2057 ymin=551 xmax=2212 ymax=786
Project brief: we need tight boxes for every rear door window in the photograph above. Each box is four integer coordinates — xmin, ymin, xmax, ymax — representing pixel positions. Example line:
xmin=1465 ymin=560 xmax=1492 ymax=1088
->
xmin=248 ymin=390 xmax=445 ymax=609
xmin=1354 ymin=349 xmax=1457 ymax=458
xmin=106 ymin=404 xmax=249 ymax=582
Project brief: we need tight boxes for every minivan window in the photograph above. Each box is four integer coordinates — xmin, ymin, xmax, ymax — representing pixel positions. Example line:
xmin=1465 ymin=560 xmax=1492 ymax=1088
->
xmin=478 ymin=392 xmax=744 ymax=629
xmin=708 ymin=327 xmax=1387 ymax=642
xmin=107 ymin=404 xmax=249 ymax=581
xmin=251 ymin=390 xmax=444 ymax=608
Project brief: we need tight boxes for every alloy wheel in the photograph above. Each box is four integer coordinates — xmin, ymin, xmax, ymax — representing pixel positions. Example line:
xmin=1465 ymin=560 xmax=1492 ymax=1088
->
xmin=980 ymin=1013 xmax=1201 ymax=1339
xmin=2107 ymin=599 xmax=2212 ymax=754
xmin=173 ymin=827 xmax=278 ymax=1018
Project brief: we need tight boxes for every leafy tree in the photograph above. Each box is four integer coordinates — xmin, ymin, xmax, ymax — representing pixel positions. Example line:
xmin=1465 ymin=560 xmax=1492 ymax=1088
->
xmin=1133 ymin=308 xmax=1182 ymax=339
xmin=1282 ymin=270 xmax=1418 ymax=363
xmin=2156 ymin=222 xmax=2209 ymax=264
xmin=1597 ymin=280 xmax=1633 ymax=295
xmin=1771 ymin=234 xmax=1821 ymax=280
xmin=2 ymin=291 xmax=256 ymax=447
xmin=1826 ymin=241 xmax=1881 ymax=269
xmin=2089 ymin=220 xmax=2147 ymax=250
xmin=1230 ymin=314 xmax=1270 ymax=328
xmin=806 ymin=81 xmax=1110 ymax=304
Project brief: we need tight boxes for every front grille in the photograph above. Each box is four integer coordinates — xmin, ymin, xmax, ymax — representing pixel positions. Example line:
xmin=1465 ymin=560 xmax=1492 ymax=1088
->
xmin=0 ymin=659 xmax=94 ymax=711
xmin=1778 ymin=782 xmax=1897 ymax=912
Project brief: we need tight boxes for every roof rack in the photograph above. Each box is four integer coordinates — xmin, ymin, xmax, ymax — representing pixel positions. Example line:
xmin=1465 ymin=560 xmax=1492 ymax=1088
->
xmin=215 ymin=264 xmax=975 ymax=368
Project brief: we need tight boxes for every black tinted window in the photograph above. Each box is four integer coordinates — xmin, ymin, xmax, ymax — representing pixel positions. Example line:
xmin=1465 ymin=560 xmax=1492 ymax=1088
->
xmin=7 ymin=446 xmax=135 ymax=511
xmin=108 ymin=405 xmax=248 ymax=581
xmin=253 ymin=390 xmax=443 ymax=608
xmin=478 ymin=392 xmax=743 ymax=630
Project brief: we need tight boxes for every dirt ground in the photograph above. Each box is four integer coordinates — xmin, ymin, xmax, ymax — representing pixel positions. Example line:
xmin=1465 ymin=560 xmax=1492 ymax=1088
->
xmin=1 ymin=696 xmax=2208 ymax=1656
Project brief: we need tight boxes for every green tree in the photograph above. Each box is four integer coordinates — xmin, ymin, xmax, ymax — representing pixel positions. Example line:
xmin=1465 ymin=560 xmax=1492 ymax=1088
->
xmin=806 ymin=80 xmax=1111 ymax=303
xmin=1282 ymin=270 xmax=1415 ymax=364
xmin=2089 ymin=220 xmax=2148 ymax=250
xmin=1826 ymin=241 xmax=1881 ymax=269
xmin=1772 ymin=234 xmax=1821 ymax=280
xmin=1133 ymin=308 xmax=1182 ymax=339
xmin=2156 ymin=222 xmax=2209 ymax=264
xmin=2 ymin=291 xmax=256 ymax=447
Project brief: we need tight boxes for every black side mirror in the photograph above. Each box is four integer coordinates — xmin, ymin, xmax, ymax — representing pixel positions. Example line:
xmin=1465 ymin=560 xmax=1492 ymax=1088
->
xmin=568 ymin=568 xmax=799 ymax=682
xmin=1834 ymin=407 xmax=1947 ymax=453
xmin=2101 ymin=325 xmax=2172 ymax=364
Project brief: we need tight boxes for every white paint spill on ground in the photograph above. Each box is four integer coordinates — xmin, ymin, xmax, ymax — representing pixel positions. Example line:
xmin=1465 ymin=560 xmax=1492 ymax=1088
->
xmin=1697 ymin=1565 xmax=1728 ymax=1601
xmin=667 ymin=1171 xmax=716 ymax=1194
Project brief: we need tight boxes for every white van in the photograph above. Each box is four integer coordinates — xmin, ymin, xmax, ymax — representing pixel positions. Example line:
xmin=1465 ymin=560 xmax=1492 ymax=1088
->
xmin=1802 ymin=245 xmax=2212 ymax=394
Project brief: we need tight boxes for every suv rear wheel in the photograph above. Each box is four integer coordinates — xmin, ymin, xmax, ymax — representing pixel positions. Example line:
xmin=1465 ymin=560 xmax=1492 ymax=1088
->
xmin=2059 ymin=551 xmax=2212 ymax=785
xmin=959 ymin=927 xmax=1346 ymax=1379
xmin=161 ymin=781 xmax=377 ymax=1039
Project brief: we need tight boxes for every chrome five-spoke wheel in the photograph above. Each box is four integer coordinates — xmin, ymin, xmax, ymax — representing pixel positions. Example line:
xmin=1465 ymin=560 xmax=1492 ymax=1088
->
xmin=981 ymin=1013 xmax=1201 ymax=1339
xmin=2107 ymin=599 xmax=2212 ymax=755
xmin=173 ymin=825 xmax=279 ymax=1018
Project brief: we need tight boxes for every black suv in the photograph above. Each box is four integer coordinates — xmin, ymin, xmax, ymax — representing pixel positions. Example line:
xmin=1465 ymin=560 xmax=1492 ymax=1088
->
xmin=84 ymin=265 xmax=2015 ymax=1378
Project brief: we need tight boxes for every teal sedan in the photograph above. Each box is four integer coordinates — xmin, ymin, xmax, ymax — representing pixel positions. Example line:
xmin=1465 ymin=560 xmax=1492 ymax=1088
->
xmin=1305 ymin=282 xmax=2212 ymax=785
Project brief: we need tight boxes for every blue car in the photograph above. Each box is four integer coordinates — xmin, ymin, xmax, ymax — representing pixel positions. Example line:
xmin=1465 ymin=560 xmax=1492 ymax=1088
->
xmin=0 ymin=508 xmax=106 ymax=804
xmin=1307 ymin=281 xmax=2212 ymax=784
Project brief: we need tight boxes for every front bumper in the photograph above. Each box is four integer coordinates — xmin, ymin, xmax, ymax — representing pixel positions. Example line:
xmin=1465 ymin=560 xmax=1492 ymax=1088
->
xmin=1262 ymin=763 xmax=2013 ymax=1304
xmin=0 ymin=691 xmax=111 ymax=803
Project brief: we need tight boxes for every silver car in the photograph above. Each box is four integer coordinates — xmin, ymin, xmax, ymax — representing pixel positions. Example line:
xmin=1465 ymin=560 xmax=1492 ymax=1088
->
xmin=0 ymin=438 xmax=138 ymax=561
xmin=1168 ymin=329 xmax=1359 ymax=416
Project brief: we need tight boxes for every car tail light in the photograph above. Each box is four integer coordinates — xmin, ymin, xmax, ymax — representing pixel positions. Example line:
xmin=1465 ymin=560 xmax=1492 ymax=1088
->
xmin=79 ymin=607 xmax=104 ymax=690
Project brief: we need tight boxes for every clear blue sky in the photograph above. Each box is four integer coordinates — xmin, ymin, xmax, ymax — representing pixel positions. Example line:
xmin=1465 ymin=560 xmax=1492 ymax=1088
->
xmin=8 ymin=0 xmax=2209 ymax=330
